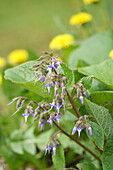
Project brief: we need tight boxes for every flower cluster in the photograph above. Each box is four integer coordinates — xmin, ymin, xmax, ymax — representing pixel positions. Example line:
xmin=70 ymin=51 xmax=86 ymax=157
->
xmin=38 ymin=94 xmax=63 ymax=130
xmin=32 ymin=52 xmax=66 ymax=97
xmin=45 ymin=133 xmax=60 ymax=156
xmin=7 ymin=52 xmax=94 ymax=158
xmin=72 ymin=115 xmax=92 ymax=137
xmin=83 ymin=0 xmax=99 ymax=5
xmin=69 ymin=12 xmax=92 ymax=26
xmin=73 ymin=82 xmax=87 ymax=104
xmin=49 ymin=34 xmax=75 ymax=50
xmin=8 ymin=93 xmax=63 ymax=130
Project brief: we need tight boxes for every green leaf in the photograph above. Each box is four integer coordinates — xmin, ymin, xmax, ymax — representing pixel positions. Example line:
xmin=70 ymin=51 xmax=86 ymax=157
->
xmin=74 ymin=70 xmax=84 ymax=84
xmin=78 ymin=59 xmax=113 ymax=90
xmin=84 ymin=98 xmax=113 ymax=138
xmin=10 ymin=142 xmax=24 ymax=155
xmin=90 ymin=91 xmax=113 ymax=105
xmin=4 ymin=61 xmax=51 ymax=99
xmin=23 ymin=126 xmax=35 ymax=139
xmin=81 ymin=76 xmax=93 ymax=89
xmin=23 ymin=143 xmax=36 ymax=155
xmin=89 ymin=79 xmax=111 ymax=94
xmin=88 ymin=122 xmax=104 ymax=149
xmin=59 ymin=134 xmax=83 ymax=155
xmin=36 ymin=129 xmax=54 ymax=150
xmin=69 ymin=29 xmax=113 ymax=69
xmin=61 ymin=63 xmax=74 ymax=85
xmin=52 ymin=145 xmax=65 ymax=170
xmin=77 ymin=162 xmax=96 ymax=170
xmin=76 ymin=59 xmax=90 ymax=68
xmin=2 ymin=78 xmax=25 ymax=98
xmin=4 ymin=61 xmax=73 ymax=99
xmin=10 ymin=129 xmax=23 ymax=141
xmin=102 ymin=133 xmax=113 ymax=170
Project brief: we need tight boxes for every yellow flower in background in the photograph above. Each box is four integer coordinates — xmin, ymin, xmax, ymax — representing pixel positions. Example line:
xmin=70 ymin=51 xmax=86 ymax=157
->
xmin=83 ymin=0 xmax=99 ymax=5
xmin=0 ymin=74 xmax=2 ymax=85
xmin=109 ymin=49 xmax=113 ymax=59
xmin=69 ymin=12 xmax=92 ymax=26
xmin=0 ymin=57 xmax=6 ymax=68
xmin=49 ymin=34 xmax=74 ymax=50
xmin=8 ymin=49 xmax=28 ymax=65
xmin=57 ymin=57 xmax=62 ymax=61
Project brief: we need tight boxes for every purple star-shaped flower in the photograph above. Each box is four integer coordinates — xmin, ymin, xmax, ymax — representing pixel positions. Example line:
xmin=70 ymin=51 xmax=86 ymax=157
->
xmin=54 ymin=61 xmax=63 ymax=69
xmin=54 ymin=114 xmax=62 ymax=126
xmin=41 ymin=76 xmax=45 ymax=83
xmin=45 ymin=84 xmax=52 ymax=94
xmin=49 ymin=100 xmax=55 ymax=109
xmin=54 ymin=105 xmax=62 ymax=113
xmin=22 ymin=113 xmax=32 ymax=123
xmin=48 ymin=64 xmax=54 ymax=74
xmin=44 ymin=145 xmax=53 ymax=156
xmin=72 ymin=126 xmax=84 ymax=137
xmin=39 ymin=120 xmax=46 ymax=130
xmin=47 ymin=119 xmax=53 ymax=127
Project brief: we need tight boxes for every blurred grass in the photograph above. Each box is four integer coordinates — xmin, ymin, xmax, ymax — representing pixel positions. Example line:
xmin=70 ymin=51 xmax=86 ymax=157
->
xmin=0 ymin=0 xmax=77 ymax=56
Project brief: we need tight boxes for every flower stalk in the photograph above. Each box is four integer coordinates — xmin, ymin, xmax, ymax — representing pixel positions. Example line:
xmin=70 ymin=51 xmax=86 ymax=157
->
xmin=53 ymin=122 xmax=102 ymax=164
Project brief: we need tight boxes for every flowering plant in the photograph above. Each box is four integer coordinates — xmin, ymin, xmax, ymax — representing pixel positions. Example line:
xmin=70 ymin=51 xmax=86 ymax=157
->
xmin=4 ymin=46 xmax=113 ymax=169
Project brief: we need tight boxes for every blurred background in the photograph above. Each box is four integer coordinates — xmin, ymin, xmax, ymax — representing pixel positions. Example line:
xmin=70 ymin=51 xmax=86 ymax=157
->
xmin=0 ymin=0 xmax=78 ymax=56
xmin=0 ymin=0 xmax=113 ymax=169
xmin=1 ymin=0 xmax=113 ymax=56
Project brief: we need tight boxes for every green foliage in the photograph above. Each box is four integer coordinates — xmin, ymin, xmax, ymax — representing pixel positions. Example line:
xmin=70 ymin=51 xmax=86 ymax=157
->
xmin=2 ymin=18 xmax=113 ymax=169
xmin=77 ymin=162 xmax=97 ymax=170
xmin=10 ymin=142 xmax=24 ymax=155
xmin=69 ymin=29 xmax=113 ymax=69
xmin=59 ymin=134 xmax=84 ymax=155
xmin=90 ymin=91 xmax=113 ymax=104
xmin=85 ymin=98 xmax=113 ymax=138
xmin=81 ymin=76 xmax=93 ymax=89
xmin=78 ymin=59 xmax=113 ymax=90
xmin=52 ymin=145 xmax=65 ymax=170
xmin=4 ymin=61 xmax=74 ymax=100
xmin=61 ymin=63 xmax=74 ymax=85
xmin=89 ymin=79 xmax=111 ymax=93
xmin=102 ymin=133 xmax=113 ymax=170
xmin=35 ymin=129 xmax=54 ymax=150
xmin=88 ymin=122 xmax=104 ymax=150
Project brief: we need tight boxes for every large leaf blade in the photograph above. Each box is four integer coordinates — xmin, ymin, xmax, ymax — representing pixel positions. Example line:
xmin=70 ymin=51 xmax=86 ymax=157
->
xmin=84 ymin=98 xmax=113 ymax=138
xmin=102 ymin=133 xmax=113 ymax=170
xmin=69 ymin=29 xmax=113 ymax=69
xmin=78 ymin=59 xmax=113 ymax=90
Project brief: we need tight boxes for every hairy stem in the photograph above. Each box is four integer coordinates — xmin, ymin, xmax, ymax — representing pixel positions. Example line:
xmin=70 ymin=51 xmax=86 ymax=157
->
xmin=53 ymin=122 xmax=102 ymax=164
xmin=65 ymin=89 xmax=81 ymax=118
